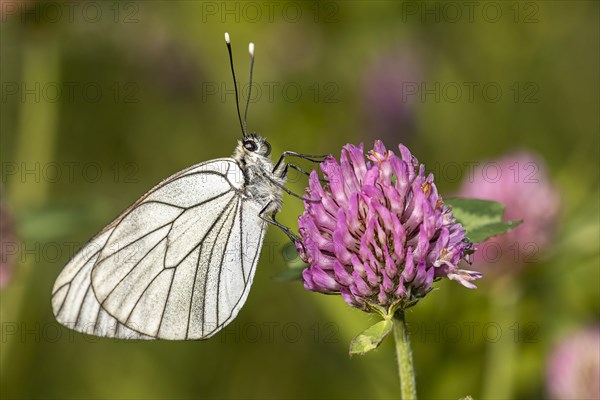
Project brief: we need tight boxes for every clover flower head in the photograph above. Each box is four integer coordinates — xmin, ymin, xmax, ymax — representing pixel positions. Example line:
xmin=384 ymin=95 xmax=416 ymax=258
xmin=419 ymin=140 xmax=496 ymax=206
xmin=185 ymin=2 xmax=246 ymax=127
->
xmin=297 ymin=141 xmax=480 ymax=312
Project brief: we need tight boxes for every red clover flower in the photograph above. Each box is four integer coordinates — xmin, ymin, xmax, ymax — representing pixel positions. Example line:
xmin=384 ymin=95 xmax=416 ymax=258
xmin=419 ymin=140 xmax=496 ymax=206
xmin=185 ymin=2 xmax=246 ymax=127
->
xmin=297 ymin=141 xmax=480 ymax=313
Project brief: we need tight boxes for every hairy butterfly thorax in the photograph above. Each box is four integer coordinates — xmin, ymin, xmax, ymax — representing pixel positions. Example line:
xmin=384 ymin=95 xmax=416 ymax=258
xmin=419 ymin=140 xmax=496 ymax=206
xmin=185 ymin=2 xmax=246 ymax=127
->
xmin=233 ymin=133 xmax=285 ymax=214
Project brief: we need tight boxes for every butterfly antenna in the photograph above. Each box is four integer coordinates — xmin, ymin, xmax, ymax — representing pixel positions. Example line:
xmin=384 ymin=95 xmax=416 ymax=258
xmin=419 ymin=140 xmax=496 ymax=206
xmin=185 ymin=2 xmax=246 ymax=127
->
xmin=243 ymin=42 xmax=255 ymax=135
xmin=225 ymin=32 xmax=246 ymax=138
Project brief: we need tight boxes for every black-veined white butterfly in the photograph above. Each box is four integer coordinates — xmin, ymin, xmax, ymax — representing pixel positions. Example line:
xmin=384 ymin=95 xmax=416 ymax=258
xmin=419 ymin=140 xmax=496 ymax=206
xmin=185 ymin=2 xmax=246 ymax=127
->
xmin=51 ymin=33 xmax=324 ymax=340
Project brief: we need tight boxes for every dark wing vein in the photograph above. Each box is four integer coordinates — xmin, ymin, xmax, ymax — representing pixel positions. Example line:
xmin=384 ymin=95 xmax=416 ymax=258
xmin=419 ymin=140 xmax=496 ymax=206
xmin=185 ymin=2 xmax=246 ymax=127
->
xmin=96 ymin=217 xmax=179 ymax=266
xmin=215 ymin=199 xmax=241 ymax=325
xmin=186 ymin=243 xmax=203 ymax=340
xmin=184 ymin=195 xmax=237 ymax=339
xmin=157 ymin=267 xmax=176 ymax=337
xmin=96 ymin=233 xmax=167 ymax=308
xmin=159 ymin=189 xmax=235 ymax=269
xmin=54 ymin=249 xmax=102 ymax=318
xmin=199 ymin=197 xmax=239 ymax=337
xmin=123 ymin=256 xmax=170 ymax=327
xmin=74 ymin=285 xmax=92 ymax=327
xmin=239 ymin=201 xmax=246 ymax=285
xmin=179 ymin=171 xmax=241 ymax=194
xmin=214 ymin=219 xmax=266 ymax=333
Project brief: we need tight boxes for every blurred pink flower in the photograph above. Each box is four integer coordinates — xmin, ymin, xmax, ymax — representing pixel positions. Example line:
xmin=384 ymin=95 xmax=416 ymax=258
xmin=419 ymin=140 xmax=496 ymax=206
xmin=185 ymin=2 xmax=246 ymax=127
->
xmin=546 ymin=325 xmax=600 ymax=399
xmin=361 ymin=47 xmax=423 ymax=146
xmin=457 ymin=151 xmax=560 ymax=271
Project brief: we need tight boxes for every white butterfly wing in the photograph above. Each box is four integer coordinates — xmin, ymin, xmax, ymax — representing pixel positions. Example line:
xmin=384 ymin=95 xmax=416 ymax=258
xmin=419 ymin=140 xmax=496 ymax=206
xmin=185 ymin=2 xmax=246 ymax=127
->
xmin=52 ymin=158 xmax=267 ymax=340
xmin=51 ymin=227 xmax=152 ymax=339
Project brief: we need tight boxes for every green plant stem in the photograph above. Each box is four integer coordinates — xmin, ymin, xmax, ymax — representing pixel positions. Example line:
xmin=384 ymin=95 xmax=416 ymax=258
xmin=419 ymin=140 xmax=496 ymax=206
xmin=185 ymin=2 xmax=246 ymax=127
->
xmin=393 ymin=311 xmax=417 ymax=399
xmin=481 ymin=275 xmax=521 ymax=399
xmin=0 ymin=33 xmax=60 ymax=372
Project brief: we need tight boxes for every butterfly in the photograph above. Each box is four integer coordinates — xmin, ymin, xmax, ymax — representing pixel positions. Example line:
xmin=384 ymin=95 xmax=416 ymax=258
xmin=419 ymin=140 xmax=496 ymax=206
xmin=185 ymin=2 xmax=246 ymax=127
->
xmin=51 ymin=33 xmax=324 ymax=340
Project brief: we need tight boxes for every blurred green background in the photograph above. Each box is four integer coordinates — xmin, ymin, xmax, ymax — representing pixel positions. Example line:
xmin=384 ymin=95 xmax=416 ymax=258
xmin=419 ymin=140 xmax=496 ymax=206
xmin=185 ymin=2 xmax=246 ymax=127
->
xmin=1 ymin=1 xmax=598 ymax=399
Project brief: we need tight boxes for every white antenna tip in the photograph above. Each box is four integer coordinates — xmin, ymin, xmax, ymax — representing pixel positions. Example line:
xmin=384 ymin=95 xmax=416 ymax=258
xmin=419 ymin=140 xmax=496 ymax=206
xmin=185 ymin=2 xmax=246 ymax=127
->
xmin=225 ymin=32 xmax=230 ymax=44
xmin=249 ymin=43 xmax=254 ymax=57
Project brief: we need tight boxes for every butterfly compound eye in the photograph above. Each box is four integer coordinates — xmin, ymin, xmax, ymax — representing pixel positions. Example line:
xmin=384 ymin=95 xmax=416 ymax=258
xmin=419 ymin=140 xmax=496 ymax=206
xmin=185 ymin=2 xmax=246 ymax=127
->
xmin=243 ymin=140 xmax=258 ymax=152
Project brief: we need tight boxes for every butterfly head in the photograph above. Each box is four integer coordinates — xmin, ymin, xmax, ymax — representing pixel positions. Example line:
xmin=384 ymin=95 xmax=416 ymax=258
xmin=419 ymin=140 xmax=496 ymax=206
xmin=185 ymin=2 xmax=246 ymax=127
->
xmin=239 ymin=133 xmax=271 ymax=157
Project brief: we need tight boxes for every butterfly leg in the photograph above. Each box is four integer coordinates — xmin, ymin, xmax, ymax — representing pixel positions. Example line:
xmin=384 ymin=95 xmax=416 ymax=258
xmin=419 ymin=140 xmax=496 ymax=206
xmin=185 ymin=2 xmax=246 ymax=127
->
xmin=259 ymin=206 xmax=308 ymax=266
xmin=281 ymin=163 xmax=329 ymax=184
xmin=284 ymin=163 xmax=312 ymax=177
xmin=272 ymin=151 xmax=328 ymax=176
xmin=258 ymin=202 xmax=300 ymax=243
xmin=263 ymin=173 xmax=320 ymax=203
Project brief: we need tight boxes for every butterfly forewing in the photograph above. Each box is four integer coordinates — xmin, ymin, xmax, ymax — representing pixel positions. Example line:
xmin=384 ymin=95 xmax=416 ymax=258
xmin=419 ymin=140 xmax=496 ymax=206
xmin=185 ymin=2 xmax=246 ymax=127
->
xmin=51 ymin=158 xmax=267 ymax=340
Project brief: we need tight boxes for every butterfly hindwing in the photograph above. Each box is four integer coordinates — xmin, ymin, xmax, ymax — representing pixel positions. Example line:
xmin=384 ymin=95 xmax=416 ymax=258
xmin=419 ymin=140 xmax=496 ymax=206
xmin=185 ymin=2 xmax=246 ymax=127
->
xmin=51 ymin=228 xmax=152 ymax=339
